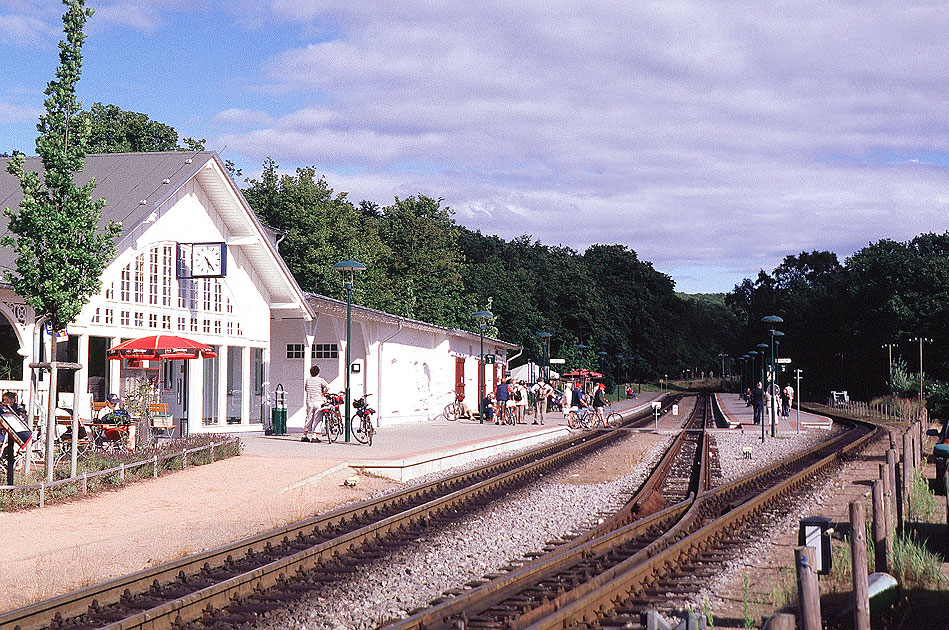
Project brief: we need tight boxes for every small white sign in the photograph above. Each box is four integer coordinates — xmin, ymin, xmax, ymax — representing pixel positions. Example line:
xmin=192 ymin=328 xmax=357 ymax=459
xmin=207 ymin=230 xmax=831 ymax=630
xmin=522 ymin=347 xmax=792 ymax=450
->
xmin=672 ymin=404 xmax=679 ymax=416
xmin=549 ymin=358 xmax=566 ymax=364
xmin=651 ymin=401 xmax=661 ymax=409
xmin=777 ymin=358 xmax=792 ymax=364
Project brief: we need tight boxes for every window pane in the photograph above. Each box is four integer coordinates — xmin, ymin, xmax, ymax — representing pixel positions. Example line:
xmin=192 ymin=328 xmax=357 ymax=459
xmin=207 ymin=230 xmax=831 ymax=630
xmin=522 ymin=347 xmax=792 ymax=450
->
xmin=202 ymin=347 xmax=219 ymax=425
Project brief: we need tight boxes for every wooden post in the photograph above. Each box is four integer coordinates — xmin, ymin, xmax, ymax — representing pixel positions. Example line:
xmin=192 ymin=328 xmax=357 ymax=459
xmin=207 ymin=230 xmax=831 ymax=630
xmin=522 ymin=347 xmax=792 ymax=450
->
xmin=872 ymin=479 xmax=887 ymax=573
xmin=766 ymin=613 xmax=795 ymax=630
xmin=879 ymin=463 xmax=893 ymax=561
xmin=82 ymin=471 xmax=87 ymax=495
xmin=903 ymin=432 xmax=914 ymax=522
xmin=889 ymin=429 xmax=897 ymax=451
xmin=119 ymin=462 xmax=125 ymax=482
xmin=153 ymin=454 xmax=158 ymax=478
xmin=795 ymin=546 xmax=821 ymax=630
xmin=850 ymin=501 xmax=870 ymax=630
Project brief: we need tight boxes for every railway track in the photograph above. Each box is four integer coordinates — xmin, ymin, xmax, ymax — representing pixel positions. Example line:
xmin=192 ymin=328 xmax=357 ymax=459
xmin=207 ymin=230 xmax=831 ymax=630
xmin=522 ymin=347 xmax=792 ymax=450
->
xmin=1 ymin=397 xmax=682 ymax=630
xmin=384 ymin=397 xmax=878 ymax=630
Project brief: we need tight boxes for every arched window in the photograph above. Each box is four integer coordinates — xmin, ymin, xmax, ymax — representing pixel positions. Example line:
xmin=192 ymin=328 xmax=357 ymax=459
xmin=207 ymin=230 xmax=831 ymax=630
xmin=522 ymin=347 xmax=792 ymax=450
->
xmin=0 ymin=311 xmax=23 ymax=380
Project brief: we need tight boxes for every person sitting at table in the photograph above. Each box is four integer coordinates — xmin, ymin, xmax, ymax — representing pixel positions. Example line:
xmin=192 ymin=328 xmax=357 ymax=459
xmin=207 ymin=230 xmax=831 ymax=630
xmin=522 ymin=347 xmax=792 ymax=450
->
xmin=97 ymin=393 xmax=122 ymax=422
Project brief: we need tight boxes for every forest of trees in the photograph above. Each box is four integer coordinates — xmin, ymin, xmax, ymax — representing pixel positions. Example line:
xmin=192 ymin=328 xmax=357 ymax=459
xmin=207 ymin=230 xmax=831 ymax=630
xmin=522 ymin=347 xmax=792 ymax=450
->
xmin=243 ymin=159 xmax=740 ymax=386
xmin=726 ymin=237 xmax=949 ymax=411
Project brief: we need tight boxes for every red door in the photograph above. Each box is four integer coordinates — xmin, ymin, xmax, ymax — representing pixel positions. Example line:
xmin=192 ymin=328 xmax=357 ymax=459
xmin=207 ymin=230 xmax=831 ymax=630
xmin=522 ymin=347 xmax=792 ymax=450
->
xmin=455 ymin=357 xmax=466 ymax=398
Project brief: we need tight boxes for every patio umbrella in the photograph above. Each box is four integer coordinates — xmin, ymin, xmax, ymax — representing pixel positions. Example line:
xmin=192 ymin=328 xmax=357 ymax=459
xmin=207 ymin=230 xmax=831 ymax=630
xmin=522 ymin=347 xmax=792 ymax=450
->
xmin=107 ymin=335 xmax=217 ymax=361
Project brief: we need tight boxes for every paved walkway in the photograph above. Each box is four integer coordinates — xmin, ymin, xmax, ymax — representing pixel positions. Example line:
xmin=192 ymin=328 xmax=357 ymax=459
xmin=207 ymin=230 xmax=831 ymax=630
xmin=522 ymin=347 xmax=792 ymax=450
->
xmin=715 ymin=392 xmax=832 ymax=432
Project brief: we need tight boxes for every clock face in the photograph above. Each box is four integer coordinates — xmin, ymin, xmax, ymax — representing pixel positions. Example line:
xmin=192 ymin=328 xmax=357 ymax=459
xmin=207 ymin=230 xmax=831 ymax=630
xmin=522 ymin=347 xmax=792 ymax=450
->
xmin=190 ymin=242 xmax=227 ymax=277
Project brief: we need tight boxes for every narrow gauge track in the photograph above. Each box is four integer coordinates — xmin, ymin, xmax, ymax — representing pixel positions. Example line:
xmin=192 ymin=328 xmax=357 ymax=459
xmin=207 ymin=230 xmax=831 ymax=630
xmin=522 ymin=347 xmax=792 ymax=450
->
xmin=1 ymin=397 xmax=681 ymax=630
xmin=384 ymin=399 xmax=877 ymax=630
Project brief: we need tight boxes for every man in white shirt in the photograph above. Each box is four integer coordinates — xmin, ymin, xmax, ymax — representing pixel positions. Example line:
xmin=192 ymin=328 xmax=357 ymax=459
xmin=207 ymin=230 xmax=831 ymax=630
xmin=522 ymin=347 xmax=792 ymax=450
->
xmin=532 ymin=379 xmax=553 ymax=425
xmin=302 ymin=366 xmax=329 ymax=442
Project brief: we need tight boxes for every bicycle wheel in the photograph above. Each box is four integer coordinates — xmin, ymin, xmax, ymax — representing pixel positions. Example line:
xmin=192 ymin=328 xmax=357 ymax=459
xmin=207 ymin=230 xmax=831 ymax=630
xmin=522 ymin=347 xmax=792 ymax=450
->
xmin=566 ymin=411 xmax=579 ymax=429
xmin=325 ymin=410 xmax=342 ymax=443
xmin=352 ymin=415 xmax=371 ymax=444
xmin=505 ymin=407 xmax=516 ymax=425
xmin=606 ymin=412 xmax=622 ymax=427
xmin=443 ymin=402 xmax=460 ymax=421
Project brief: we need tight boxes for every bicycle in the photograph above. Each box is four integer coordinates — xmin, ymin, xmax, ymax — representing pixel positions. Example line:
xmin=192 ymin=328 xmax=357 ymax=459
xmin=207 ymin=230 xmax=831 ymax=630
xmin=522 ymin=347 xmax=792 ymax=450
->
xmin=443 ymin=392 xmax=472 ymax=422
xmin=352 ymin=394 xmax=376 ymax=446
xmin=322 ymin=393 xmax=345 ymax=443
xmin=604 ymin=405 xmax=623 ymax=427
xmin=497 ymin=401 xmax=515 ymax=425
xmin=565 ymin=406 xmax=594 ymax=429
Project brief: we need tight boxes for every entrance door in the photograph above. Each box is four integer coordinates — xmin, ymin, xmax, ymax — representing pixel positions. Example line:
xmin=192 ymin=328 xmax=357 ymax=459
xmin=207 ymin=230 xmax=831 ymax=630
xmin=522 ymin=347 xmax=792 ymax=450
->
xmin=161 ymin=361 xmax=188 ymax=434
xmin=455 ymin=357 xmax=465 ymax=397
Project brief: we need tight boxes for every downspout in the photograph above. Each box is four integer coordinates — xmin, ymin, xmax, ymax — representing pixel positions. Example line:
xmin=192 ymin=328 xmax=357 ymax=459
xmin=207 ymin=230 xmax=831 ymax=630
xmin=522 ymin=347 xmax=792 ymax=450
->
xmin=377 ymin=318 xmax=404 ymax=425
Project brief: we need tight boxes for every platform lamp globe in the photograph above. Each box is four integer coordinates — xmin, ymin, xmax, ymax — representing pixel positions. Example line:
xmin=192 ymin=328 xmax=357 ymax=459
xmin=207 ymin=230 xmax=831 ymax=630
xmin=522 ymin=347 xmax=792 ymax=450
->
xmin=333 ymin=259 xmax=366 ymax=442
xmin=474 ymin=310 xmax=493 ymax=424
xmin=597 ymin=351 xmax=607 ymax=380
xmin=574 ymin=344 xmax=586 ymax=370
xmin=537 ymin=331 xmax=552 ymax=382
xmin=615 ymin=354 xmax=624 ymax=388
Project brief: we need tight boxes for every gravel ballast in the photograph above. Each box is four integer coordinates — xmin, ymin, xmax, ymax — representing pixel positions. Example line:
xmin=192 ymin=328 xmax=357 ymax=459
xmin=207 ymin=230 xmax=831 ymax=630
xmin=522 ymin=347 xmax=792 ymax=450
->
xmin=253 ymin=411 xmax=840 ymax=629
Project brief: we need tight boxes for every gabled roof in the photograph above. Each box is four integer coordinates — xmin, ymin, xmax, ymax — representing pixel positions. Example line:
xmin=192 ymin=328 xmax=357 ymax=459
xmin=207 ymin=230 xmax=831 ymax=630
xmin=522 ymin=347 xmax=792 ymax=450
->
xmin=0 ymin=151 xmax=311 ymax=319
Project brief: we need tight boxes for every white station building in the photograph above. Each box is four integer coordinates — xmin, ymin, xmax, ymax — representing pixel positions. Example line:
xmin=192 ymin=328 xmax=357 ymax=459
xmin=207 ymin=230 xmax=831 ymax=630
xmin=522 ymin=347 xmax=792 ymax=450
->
xmin=0 ymin=152 xmax=515 ymax=433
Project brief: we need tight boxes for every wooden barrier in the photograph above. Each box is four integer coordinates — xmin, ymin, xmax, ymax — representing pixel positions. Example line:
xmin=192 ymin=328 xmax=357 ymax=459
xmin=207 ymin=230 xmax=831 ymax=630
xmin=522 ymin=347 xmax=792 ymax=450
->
xmin=795 ymin=545 xmax=821 ymax=630
xmin=0 ymin=438 xmax=238 ymax=508
xmin=850 ymin=501 xmax=870 ymax=630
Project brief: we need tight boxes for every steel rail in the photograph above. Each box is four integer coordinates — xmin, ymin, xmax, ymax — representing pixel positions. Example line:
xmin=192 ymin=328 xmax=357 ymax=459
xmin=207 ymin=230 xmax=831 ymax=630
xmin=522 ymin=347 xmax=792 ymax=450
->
xmin=385 ymin=406 xmax=873 ymax=630
xmin=521 ymin=418 xmax=878 ymax=629
xmin=384 ymin=394 xmax=712 ymax=630
xmin=2 ymin=399 xmax=674 ymax=630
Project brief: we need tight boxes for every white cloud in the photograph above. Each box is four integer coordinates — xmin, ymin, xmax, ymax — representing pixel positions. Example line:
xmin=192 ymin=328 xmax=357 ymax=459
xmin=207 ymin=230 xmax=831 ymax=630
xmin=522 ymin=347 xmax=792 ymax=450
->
xmin=212 ymin=108 xmax=273 ymax=128
xmin=0 ymin=100 xmax=41 ymax=123
xmin=0 ymin=12 xmax=56 ymax=45
xmin=217 ymin=1 xmax=949 ymax=291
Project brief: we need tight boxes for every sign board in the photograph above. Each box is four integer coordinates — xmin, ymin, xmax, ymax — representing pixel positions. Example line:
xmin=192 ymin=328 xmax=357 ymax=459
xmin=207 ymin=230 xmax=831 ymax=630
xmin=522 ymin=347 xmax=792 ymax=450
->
xmin=672 ymin=404 xmax=679 ymax=416
xmin=549 ymin=358 xmax=566 ymax=364
xmin=0 ymin=405 xmax=32 ymax=448
xmin=484 ymin=354 xmax=495 ymax=364
xmin=776 ymin=358 xmax=792 ymax=364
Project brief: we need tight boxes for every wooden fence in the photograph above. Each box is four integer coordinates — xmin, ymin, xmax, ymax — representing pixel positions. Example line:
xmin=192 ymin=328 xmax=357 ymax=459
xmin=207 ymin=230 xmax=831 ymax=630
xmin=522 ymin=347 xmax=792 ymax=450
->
xmin=0 ymin=438 xmax=239 ymax=508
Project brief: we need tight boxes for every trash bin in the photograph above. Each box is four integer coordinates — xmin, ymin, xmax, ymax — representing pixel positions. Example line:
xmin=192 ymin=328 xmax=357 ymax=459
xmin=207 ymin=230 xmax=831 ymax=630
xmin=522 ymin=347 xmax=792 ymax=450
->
xmin=272 ymin=384 xmax=287 ymax=435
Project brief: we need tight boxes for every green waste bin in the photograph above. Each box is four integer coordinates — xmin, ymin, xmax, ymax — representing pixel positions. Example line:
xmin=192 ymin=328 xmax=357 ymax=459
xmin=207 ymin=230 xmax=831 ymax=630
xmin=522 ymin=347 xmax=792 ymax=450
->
xmin=272 ymin=384 xmax=287 ymax=435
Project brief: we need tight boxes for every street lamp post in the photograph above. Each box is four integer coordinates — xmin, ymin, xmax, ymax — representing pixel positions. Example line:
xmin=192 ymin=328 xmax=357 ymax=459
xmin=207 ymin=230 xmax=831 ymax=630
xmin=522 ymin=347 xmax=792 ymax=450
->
xmin=475 ymin=310 xmax=494 ymax=424
xmin=910 ymin=337 xmax=933 ymax=402
xmin=718 ymin=353 xmax=728 ymax=392
xmin=756 ymin=343 xmax=769 ymax=442
xmin=333 ymin=260 xmax=366 ymax=442
xmin=537 ymin=332 xmax=552 ymax=382
xmin=882 ymin=343 xmax=896 ymax=386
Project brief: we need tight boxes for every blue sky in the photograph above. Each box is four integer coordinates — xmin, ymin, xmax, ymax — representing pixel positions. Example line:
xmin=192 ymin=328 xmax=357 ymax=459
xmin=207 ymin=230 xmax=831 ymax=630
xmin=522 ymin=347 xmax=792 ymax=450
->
xmin=3 ymin=1 xmax=949 ymax=294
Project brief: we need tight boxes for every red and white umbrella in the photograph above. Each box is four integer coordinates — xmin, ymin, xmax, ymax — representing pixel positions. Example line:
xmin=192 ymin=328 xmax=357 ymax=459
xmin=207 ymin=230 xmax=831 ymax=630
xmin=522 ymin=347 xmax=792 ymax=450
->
xmin=107 ymin=335 xmax=217 ymax=361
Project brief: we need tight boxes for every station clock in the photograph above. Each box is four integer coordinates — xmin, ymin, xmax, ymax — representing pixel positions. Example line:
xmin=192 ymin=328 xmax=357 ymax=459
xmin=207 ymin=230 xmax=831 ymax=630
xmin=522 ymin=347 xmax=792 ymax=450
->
xmin=176 ymin=242 xmax=227 ymax=278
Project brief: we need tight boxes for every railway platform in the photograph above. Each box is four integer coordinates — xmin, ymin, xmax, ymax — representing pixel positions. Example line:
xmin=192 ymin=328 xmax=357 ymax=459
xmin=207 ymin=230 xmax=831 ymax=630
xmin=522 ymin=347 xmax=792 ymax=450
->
xmin=715 ymin=392 xmax=832 ymax=431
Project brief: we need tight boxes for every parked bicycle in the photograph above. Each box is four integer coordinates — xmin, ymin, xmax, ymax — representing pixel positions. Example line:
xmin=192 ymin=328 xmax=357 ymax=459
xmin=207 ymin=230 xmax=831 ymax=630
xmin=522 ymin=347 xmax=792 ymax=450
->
xmin=352 ymin=394 xmax=376 ymax=445
xmin=443 ymin=392 xmax=472 ymax=422
xmin=322 ymin=393 xmax=345 ymax=443
xmin=603 ymin=404 xmax=623 ymax=427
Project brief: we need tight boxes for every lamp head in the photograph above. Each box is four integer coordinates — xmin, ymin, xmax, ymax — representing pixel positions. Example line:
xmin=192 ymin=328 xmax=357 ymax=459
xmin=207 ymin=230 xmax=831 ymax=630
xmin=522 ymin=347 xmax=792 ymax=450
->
xmin=761 ymin=315 xmax=784 ymax=324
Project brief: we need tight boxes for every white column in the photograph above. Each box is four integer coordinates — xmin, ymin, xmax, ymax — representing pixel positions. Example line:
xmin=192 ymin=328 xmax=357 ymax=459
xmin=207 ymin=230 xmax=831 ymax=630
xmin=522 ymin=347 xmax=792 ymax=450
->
xmin=241 ymin=344 xmax=250 ymax=425
xmin=217 ymin=344 xmax=227 ymax=424
xmin=76 ymin=333 xmax=90 ymax=419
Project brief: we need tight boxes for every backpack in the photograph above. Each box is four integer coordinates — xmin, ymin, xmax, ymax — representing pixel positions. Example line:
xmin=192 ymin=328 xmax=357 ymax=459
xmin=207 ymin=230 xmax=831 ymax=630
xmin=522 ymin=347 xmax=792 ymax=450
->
xmin=513 ymin=388 xmax=522 ymax=402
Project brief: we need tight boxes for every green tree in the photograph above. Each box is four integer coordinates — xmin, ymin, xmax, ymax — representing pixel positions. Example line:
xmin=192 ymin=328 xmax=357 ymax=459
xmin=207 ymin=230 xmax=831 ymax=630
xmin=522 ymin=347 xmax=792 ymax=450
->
xmin=81 ymin=102 xmax=180 ymax=153
xmin=2 ymin=0 xmax=121 ymax=479
xmin=377 ymin=195 xmax=472 ymax=327
xmin=243 ymin=158 xmax=395 ymax=309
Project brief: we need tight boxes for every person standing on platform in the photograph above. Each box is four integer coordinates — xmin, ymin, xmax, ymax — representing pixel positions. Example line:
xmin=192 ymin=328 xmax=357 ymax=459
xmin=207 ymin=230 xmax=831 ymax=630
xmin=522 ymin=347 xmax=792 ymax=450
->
xmin=513 ymin=380 xmax=529 ymax=423
xmin=592 ymin=382 xmax=608 ymax=427
xmin=495 ymin=378 xmax=510 ymax=424
xmin=561 ymin=381 xmax=573 ymax=412
xmin=533 ymin=379 xmax=552 ymax=425
xmin=302 ymin=366 xmax=328 ymax=442
xmin=752 ymin=382 xmax=764 ymax=425
xmin=783 ymin=384 xmax=794 ymax=417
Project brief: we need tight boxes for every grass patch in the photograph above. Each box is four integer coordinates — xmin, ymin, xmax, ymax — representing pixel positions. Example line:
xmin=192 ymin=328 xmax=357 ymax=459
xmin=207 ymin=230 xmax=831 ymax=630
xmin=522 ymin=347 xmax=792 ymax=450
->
xmin=890 ymin=531 xmax=944 ymax=587
xmin=910 ymin=469 xmax=939 ymax=522
xmin=0 ymin=435 xmax=241 ymax=511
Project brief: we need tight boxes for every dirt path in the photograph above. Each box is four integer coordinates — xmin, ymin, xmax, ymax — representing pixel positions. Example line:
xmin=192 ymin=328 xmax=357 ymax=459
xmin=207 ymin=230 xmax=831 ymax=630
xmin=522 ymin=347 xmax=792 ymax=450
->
xmin=0 ymin=454 xmax=397 ymax=611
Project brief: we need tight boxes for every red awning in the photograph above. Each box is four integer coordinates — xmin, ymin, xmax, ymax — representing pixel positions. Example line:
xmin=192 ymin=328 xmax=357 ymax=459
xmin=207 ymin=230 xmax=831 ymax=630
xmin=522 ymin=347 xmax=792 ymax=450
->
xmin=107 ymin=335 xmax=217 ymax=361
xmin=560 ymin=369 xmax=604 ymax=379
